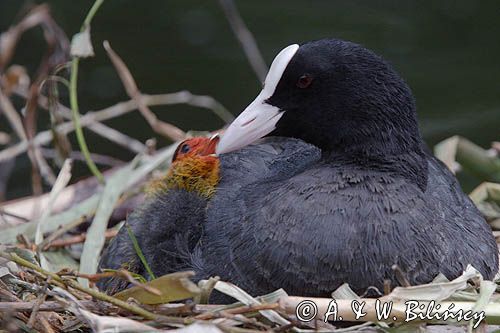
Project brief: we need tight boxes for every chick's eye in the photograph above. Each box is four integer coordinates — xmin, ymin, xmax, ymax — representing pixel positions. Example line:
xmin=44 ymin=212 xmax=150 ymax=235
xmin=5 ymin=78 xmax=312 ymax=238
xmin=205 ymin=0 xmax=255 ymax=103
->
xmin=180 ymin=144 xmax=190 ymax=154
xmin=296 ymin=74 xmax=313 ymax=89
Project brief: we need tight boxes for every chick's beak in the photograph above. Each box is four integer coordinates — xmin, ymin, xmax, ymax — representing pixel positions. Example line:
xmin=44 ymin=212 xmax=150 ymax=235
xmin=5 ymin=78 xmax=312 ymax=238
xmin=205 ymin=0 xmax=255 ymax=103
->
xmin=203 ymin=135 xmax=220 ymax=155
xmin=216 ymin=44 xmax=299 ymax=155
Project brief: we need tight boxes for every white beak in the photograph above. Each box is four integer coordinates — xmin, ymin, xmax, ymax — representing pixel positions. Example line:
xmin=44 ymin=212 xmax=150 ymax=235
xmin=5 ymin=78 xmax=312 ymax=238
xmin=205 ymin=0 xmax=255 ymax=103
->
xmin=216 ymin=44 xmax=299 ymax=155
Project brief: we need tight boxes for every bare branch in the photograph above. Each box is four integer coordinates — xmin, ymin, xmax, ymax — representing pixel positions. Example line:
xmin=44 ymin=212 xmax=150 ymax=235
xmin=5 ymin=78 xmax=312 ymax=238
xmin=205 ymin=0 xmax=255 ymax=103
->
xmin=218 ymin=0 xmax=268 ymax=82
xmin=32 ymin=146 xmax=57 ymax=185
xmin=0 ymin=92 xmax=230 ymax=163
xmin=0 ymin=5 xmax=52 ymax=70
xmin=85 ymin=122 xmax=146 ymax=154
xmin=41 ymin=228 xmax=118 ymax=250
xmin=104 ymin=40 xmax=186 ymax=141
xmin=0 ymin=89 xmax=26 ymax=140
xmin=0 ymin=89 xmax=56 ymax=187
xmin=0 ymin=3 xmax=70 ymax=195
xmin=14 ymin=89 xmax=148 ymax=154
xmin=40 ymin=148 xmax=125 ymax=167
xmin=0 ymin=131 xmax=11 ymax=145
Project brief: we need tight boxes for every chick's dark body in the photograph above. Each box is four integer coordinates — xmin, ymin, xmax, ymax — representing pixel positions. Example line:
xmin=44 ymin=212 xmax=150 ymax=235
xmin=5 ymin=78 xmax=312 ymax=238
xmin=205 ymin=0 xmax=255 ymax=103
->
xmin=98 ymin=190 xmax=206 ymax=294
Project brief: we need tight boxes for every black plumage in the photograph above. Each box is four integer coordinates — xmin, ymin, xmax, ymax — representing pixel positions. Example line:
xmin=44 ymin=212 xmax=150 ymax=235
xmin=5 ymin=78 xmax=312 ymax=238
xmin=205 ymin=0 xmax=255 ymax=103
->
xmin=99 ymin=38 xmax=498 ymax=297
xmin=98 ymin=190 xmax=207 ymax=294
xmin=200 ymin=143 xmax=496 ymax=296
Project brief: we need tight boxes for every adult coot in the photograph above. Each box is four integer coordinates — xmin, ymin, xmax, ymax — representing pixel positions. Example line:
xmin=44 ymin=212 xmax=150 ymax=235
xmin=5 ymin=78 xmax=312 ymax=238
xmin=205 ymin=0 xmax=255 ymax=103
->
xmin=100 ymin=39 xmax=498 ymax=298
xmin=204 ymin=39 xmax=498 ymax=296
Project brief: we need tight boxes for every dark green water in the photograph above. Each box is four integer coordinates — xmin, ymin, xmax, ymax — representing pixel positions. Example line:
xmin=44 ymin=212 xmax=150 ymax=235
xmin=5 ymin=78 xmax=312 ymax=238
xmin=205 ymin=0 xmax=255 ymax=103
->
xmin=1 ymin=0 xmax=499 ymax=198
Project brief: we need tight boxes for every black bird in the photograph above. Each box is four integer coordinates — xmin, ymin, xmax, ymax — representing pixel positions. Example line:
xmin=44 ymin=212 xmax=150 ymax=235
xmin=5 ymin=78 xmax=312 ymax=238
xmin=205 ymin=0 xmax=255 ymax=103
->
xmin=99 ymin=39 xmax=498 ymax=298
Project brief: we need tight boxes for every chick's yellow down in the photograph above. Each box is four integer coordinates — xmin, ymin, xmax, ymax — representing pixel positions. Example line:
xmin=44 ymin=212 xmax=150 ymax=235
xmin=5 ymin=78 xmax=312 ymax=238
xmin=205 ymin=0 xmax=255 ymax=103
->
xmin=147 ymin=136 xmax=220 ymax=198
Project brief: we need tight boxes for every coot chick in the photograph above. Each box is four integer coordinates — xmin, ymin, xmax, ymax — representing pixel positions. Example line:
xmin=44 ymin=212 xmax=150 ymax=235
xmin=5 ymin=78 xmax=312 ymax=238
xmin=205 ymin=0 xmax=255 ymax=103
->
xmin=98 ymin=136 xmax=219 ymax=293
xmin=200 ymin=38 xmax=498 ymax=296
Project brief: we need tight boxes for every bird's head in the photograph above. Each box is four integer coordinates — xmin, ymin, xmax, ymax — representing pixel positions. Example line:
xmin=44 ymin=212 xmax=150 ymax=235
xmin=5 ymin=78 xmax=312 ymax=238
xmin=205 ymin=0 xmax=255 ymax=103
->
xmin=147 ymin=136 xmax=220 ymax=198
xmin=172 ymin=136 xmax=219 ymax=162
xmin=216 ymin=39 xmax=423 ymax=158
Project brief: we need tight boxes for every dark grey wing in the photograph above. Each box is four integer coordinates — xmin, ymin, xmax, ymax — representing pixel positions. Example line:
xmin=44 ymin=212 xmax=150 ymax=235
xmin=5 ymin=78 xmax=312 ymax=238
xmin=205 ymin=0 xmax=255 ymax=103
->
xmin=98 ymin=189 xmax=207 ymax=293
xmin=199 ymin=137 xmax=329 ymax=292
xmin=424 ymin=151 xmax=498 ymax=278
xmin=201 ymin=146 xmax=498 ymax=297
xmin=216 ymin=137 xmax=322 ymax=189
xmin=203 ymin=163 xmax=428 ymax=296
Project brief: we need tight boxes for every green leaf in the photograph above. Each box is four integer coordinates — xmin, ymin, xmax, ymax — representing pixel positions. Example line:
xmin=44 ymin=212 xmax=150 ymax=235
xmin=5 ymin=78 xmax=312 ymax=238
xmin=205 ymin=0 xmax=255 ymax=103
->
xmin=79 ymin=162 xmax=136 ymax=287
xmin=126 ymin=223 xmax=155 ymax=280
xmin=113 ymin=271 xmax=200 ymax=305
xmin=434 ymin=136 xmax=500 ymax=182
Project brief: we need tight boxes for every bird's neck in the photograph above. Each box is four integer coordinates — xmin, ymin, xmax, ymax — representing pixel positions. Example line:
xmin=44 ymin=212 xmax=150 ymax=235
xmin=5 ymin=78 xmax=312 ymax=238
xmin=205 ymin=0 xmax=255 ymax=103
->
xmin=322 ymin=128 xmax=429 ymax=191
xmin=146 ymin=156 xmax=220 ymax=198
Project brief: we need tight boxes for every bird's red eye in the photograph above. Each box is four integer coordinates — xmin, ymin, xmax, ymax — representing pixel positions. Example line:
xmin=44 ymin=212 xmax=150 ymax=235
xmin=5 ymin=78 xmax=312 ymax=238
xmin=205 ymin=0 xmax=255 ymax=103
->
xmin=296 ymin=74 xmax=313 ymax=89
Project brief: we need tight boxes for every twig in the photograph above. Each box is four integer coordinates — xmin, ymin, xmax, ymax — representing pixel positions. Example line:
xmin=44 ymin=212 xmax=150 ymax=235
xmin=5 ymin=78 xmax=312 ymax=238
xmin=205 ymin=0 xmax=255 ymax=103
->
xmin=32 ymin=147 xmax=57 ymax=186
xmin=0 ymin=131 xmax=11 ymax=145
xmin=46 ymin=77 xmax=72 ymax=162
xmin=16 ymin=234 xmax=34 ymax=249
xmin=15 ymin=88 xmax=147 ymax=154
xmin=26 ymin=282 xmax=48 ymax=328
xmin=22 ymin=6 xmax=70 ymax=193
xmin=0 ymin=300 xmax=217 ymax=314
xmin=0 ymin=251 xmax=159 ymax=320
xmin=40 ymin=147 xmax=125 ymax=167
xmin=41 ymin=229 xmax=118 ymax=250
xmin=37 ymin=216 xmax=88 ymax=251
xmin=83 ymin=122 xmax=146 ymax=154
xmin=103 ymin=40 xmax=186 ymax=141
xmin=69 ymin=0 xmax=106 ymax=183
xmin=0 ymin=278 xmax=55 ymax=332
xmin=0 ymin=4 xmax=71 ymax=195
xmin=218 ymin=0 xmax=268 ymax=82
xmin=213 ymin=311 xmax=270 ymax=330
xmin=0 ymin=89 xmax=52 ymax=195
xmin=0 ymin=5 xmax=53 ymax=70
xmin=77 ymin=269 xmax=161 ymax=295
xmin=35 ymin=159 xmax=72 ymax=247
xmin=0 ymin=90 xmax=26 ymax=140
xmin=0 ymin=91 xmax=232 ymax=163
xmin=194 ymin=303 xmax=279 ymax=320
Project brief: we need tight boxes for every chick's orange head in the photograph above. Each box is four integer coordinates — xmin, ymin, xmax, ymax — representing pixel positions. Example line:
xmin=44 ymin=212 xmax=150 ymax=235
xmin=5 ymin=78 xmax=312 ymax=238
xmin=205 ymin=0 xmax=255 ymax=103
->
xmin=172 ymin=136 xmax=219 ymax=162
xmin=147 ymin=136 xmax=220 ymax=198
